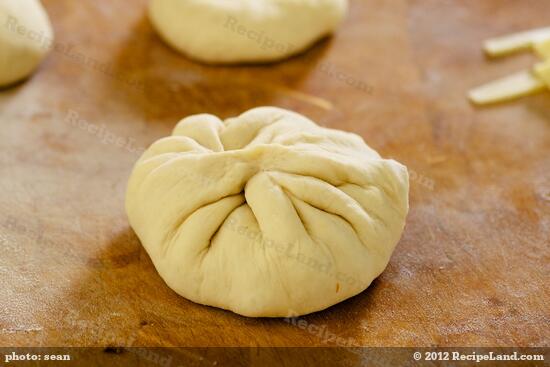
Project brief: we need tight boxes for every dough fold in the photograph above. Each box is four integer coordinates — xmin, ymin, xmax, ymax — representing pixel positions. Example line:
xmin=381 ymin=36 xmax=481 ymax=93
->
xmin=126 ymin=107 xmax=409 ymax=317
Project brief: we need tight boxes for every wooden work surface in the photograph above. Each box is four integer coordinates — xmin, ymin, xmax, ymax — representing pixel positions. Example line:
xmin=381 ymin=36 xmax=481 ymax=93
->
xmin=1 ymin=0 xmax=549 ymax=352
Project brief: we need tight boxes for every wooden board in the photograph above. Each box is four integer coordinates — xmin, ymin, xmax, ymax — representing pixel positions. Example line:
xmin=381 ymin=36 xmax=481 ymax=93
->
xmin=1 ymin=0 xmax=549 ymax=352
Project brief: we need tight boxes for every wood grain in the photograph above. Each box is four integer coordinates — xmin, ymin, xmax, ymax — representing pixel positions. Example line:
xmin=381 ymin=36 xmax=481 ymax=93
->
xmin=0 ymin=0 xmax=548 ymax=353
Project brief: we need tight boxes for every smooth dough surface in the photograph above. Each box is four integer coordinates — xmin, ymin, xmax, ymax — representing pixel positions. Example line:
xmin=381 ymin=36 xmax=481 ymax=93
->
xmin=148 ymin=0 xmax=348 ymax=63
xmin=126 ymin=107 xmax=409 ymax=317
xmin=0 ymin=0 xmax=53 ymax=87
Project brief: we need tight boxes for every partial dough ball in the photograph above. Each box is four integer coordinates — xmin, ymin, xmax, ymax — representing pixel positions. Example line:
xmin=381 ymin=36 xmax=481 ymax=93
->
xmin=0 ymin=0 xmax=53 ymax=87
xmin=126 ymin=107 xmax=409 ymax=317
xmin=149 ymin=0 xmax=348 ymax=63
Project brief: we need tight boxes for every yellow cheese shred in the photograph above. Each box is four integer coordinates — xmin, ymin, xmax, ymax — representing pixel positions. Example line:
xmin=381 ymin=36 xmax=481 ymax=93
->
xmin=484 ymin=27 xmax=550 ymax=57
xmin=468 ymin=70 xmax=545 ymax=105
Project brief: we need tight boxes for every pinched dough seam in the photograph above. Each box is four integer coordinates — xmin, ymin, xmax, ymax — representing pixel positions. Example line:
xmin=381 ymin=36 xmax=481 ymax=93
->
xmin=162 ymin=175 xmax=383 ymax=256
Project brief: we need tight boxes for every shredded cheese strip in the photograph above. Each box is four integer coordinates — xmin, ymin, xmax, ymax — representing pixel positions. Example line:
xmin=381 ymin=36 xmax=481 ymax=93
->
xmin=469 ymin=27 xmax=550 ymax=105
xmin=534 ymin=39 xmax=550 ymax=59
xmin=468 ymin=70 xmax=545 ymax=105
xmin=483 ymin=27 xmax=550 ymax=57
xmin=533 ymin=59 xmax=550 ymax=85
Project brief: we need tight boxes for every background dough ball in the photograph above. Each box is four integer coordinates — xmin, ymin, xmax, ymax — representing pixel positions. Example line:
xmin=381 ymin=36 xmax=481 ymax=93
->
xmin=0 ymin=0 xmax=53 ymax=87
xmin=126 ymin=107 xmax=409 ymax=317
xmin=148 ymin=0 xmax=348 ymax=64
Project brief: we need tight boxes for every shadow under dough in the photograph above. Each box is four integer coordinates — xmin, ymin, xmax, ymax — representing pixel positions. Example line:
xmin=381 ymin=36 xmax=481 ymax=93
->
xmin=101 ymin=14 xmax=333 ymax=126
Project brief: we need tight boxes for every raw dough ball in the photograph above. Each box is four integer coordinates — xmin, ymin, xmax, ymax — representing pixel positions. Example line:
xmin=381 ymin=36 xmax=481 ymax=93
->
xmin=0 ymin=0 xmax=53 ymax=87
xmin=126 ymin=107 xmax=409 ymax=317
xmin=148 ymin=0 xmax=348 ymax=63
